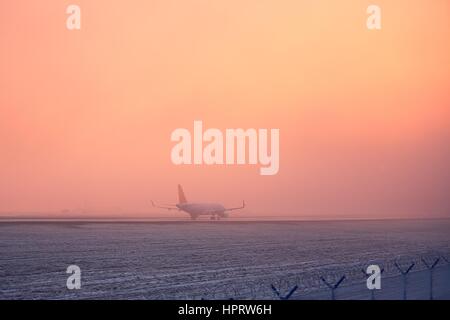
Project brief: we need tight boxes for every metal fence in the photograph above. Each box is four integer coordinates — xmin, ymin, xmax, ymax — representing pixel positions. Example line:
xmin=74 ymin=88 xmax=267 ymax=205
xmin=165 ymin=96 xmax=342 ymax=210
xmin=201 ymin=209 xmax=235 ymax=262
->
xmin=182 ymin=254 xmax=450 ymax=300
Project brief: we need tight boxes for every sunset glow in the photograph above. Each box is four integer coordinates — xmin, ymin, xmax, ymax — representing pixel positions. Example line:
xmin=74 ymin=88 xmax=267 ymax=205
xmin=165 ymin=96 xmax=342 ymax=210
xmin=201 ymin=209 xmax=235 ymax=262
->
xmin=1 ymin=1 xmax=449 ymax=218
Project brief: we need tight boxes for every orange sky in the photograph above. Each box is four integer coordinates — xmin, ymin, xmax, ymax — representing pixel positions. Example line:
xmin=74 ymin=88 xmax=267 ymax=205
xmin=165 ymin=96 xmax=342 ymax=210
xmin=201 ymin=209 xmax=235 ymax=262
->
xmin=0 ymin=1 xmax=449 ymax=218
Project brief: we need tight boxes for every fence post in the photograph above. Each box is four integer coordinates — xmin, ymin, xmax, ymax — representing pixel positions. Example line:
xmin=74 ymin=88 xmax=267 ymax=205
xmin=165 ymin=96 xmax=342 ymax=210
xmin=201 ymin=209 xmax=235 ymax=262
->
xmin=270 ymin=284 xmax=298 ymax=300
xmin=321 ymin=275 xmax=346 ymax=300
xmin=421 ymin=258 xmax=440 ymax=300
xmin=442 ymin=256 xmax=449 ymax=269
xmin=394 ymin=262 xmax=415 ymax=300
xmin=443 ymin=256 xmax=450 ymax=281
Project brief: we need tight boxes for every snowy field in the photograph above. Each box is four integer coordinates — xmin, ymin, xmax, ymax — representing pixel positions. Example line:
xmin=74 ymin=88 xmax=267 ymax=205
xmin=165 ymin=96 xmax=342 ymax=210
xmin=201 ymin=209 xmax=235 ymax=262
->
xmin=0 ymin=219 xmax=449 ymax=300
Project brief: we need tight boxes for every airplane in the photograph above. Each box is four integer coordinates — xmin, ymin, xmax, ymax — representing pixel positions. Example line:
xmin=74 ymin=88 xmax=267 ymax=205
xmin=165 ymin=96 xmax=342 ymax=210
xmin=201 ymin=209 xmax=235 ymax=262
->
xmin=152 ymin=185 xmax=245 ymax=220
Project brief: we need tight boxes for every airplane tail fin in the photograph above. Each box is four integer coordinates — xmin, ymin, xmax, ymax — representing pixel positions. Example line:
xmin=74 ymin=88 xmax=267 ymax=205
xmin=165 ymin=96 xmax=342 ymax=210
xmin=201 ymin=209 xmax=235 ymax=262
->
xmin=178 ymin=184 xmax=187 ymax=204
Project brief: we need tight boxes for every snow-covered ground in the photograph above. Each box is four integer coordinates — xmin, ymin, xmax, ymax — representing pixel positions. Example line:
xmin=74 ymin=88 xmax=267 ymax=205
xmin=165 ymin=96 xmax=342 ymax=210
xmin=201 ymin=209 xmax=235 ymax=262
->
xmin=0 ymin=219 xmax=449 ymax=300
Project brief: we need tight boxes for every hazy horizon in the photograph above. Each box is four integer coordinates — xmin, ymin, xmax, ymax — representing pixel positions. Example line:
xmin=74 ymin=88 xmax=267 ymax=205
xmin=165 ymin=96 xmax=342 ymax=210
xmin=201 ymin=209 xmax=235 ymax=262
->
xmin=1 ymin=211 xmax=449 ymax=221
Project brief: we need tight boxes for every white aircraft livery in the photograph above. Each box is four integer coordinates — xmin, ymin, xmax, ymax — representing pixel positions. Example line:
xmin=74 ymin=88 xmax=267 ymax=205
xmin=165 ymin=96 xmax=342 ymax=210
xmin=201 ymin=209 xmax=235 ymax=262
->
xmin=152 ymin=185 xmax=245 ymax=220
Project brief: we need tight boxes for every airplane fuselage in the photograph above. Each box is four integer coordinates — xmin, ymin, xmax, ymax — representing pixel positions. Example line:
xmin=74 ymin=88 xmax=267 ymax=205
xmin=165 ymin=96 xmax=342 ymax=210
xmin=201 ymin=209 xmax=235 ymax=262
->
xmin=177 ymin=202 xmax=227 ymax=219
xmin=152 ymin=185 xmax=244 ymax=220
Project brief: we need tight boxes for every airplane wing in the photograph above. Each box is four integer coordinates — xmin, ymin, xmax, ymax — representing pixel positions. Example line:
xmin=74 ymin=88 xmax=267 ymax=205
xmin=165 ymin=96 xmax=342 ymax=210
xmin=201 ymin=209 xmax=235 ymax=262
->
xmin=151 ymin=201 xmax=179 ymax=211
xmin=225 ymin=200 xmax=245 ymax=211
